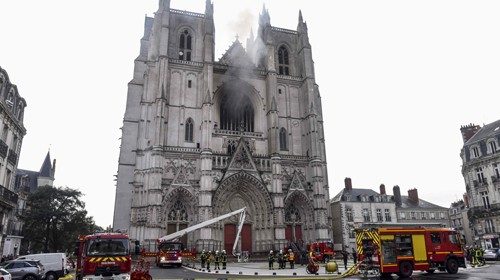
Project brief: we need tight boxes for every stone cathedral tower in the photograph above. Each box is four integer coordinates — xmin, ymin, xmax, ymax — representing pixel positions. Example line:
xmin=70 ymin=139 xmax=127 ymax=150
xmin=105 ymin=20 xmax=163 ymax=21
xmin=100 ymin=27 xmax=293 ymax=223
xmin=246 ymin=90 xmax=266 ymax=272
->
xmin=113 ymin=0 xmax=330 ymax=253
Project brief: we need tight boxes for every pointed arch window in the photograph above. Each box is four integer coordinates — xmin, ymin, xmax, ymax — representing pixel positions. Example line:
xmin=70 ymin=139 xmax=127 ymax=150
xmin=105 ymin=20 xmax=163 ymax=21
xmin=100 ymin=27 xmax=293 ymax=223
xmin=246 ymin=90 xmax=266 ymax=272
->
xmin=185 ymin=118 xmax=194 ymax=142
xmin=179 ymin=29 xmax=192 ymax=61
xmin=220 ymin=92 xmax=254 ymax=132
xmin=279 ymin=127 xmax=288 ymax=151
xmin=278 ymin=46 xmax=290 ymax=75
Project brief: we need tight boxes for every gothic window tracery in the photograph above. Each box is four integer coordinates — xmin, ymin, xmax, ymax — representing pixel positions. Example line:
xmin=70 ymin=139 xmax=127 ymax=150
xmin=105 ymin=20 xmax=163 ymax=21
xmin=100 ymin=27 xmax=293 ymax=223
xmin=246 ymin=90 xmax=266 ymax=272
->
xmin=167 ymin=200 xmax=188 ymax=222
xmin=279 ymin=127 xmax=288 ymax=150
xmin=179 ymin=29 xmax=192 ymax=61
xmin=278 ymin=46 xmax=290 ymax=75
xmin=219 ymin=92 xmax=254 ymax=132
xmin=185 ymin=118 xmax=194 ymax=142
xmin=285 ymin=205 xmax=301 ymax=223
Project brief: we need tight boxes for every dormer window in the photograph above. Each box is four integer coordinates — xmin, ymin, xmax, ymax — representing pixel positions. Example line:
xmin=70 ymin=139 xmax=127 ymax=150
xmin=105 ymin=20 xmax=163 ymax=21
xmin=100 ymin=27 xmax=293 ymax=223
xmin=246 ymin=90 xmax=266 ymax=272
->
xmin=278 ymin=46 xmax=290 ymax=75
xmin=472 ymin=146 xmax=480 ymax=158
xmin=179 ymin=29 xmax=192 ymax=61
xmin=488 ymin=139 xmax=498 ymax=154
xmin=6 ymin=91 xmax=13 ymax=107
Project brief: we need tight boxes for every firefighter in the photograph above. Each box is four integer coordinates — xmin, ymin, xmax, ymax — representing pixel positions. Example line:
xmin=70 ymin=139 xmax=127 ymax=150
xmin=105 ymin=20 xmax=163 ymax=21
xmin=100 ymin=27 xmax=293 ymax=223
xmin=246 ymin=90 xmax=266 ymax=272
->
xmin=200 ymin=250 xmax=206 ymax=268
xmin=207 ymin=251 xmax=214 ymax=271
xmin=288 ymin=249 xmax=295 ymax=269
xmin=341 ymin=248 xmax=349 ymax=270
xmin=214 ymin=250 xmax=221 ymax=270
xmin=352 ymin=248 xmax=357 ymax=265
xmin=268 ymin=250 xmax=275 ymax=270
xmin=277 ymin=249 xmax=284 ymax=269
xmin=475 ymin=246 xmax=485 ymax=266
xmin=222 ymin=250 xmax=227 ymax=269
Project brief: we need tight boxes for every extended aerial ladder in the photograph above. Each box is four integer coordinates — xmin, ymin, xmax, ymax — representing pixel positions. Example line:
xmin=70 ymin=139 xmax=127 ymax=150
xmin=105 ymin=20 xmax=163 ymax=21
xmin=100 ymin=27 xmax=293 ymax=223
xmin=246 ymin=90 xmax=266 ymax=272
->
xmin=158 ymin=207 xmax=246 ymax=256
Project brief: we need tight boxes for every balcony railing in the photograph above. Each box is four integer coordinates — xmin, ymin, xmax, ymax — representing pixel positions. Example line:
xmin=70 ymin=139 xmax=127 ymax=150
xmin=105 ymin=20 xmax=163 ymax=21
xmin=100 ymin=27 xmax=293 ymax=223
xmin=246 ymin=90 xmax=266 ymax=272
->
xmin=0 ymin=139 xmax=7 ymax=158
xmin=0 ymin=184 xmax=18 ymax=207
xmin=7 ymin=149 xmax=17 ymax=165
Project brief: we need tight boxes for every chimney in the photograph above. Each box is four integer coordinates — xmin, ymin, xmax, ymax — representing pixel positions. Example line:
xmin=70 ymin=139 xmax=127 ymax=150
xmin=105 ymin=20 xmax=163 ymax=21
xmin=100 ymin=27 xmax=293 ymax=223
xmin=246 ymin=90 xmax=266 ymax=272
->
xmin=460 ymin=123 xmax=481 ymax=143
xmin=393 ymin=185 xmax=402 ymax=207
xmin=379 ymin=184 xmax=386 ymax=195
xmin=463 ymin=193 xmax=469 ymax=208
xmin=408 ymin=188 xmax=419 ymax=204
xmin=344 ymin=177 xmax=352 ymax=191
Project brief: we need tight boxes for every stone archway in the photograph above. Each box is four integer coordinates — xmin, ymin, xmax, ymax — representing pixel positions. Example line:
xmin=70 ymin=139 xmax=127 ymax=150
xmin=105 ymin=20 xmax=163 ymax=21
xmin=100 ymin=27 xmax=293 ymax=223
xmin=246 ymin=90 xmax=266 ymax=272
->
xmin=284 ymin=191 xmax=315 ymax=248
xmin=213 ymin=172 xmax=274 ymax=253
xmin=163 ymin=187 xmax=198 ymax=248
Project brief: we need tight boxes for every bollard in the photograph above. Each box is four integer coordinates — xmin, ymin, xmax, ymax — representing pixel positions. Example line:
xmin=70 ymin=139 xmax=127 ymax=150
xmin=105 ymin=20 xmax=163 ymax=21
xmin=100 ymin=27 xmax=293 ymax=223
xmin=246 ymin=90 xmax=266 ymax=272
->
xmin=226 ymin=271 xmax=229 ymax=274
xmin=293 ymin=272 xmax=297 ymax=276
xmin=239 ymin=272 xmax=242 ymax=275
xmin=255 ymin=272 xmax=258 ymax=275
xmin=273 ymin=272 xmax=276 ymax=276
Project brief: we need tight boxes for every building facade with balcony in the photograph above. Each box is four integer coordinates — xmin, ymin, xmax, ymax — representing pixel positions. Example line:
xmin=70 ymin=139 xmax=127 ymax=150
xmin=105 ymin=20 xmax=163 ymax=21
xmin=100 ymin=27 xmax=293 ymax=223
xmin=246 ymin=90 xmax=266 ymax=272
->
xmin=449 ymin=198 xmax=473 ymax=246
xmin=331 ymin=178 xmax=398 ymax=251
xmin=0 ymin=67 xmax=27 ymax=256
xmin=460 ymin=121 xmax=500 ymax=248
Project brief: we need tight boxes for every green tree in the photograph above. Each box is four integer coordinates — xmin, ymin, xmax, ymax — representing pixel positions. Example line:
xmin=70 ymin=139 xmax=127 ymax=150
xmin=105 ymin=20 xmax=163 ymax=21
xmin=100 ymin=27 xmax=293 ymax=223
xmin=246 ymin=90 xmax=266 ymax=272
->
xmin=22 ymin=185 xmax=102 ymax=253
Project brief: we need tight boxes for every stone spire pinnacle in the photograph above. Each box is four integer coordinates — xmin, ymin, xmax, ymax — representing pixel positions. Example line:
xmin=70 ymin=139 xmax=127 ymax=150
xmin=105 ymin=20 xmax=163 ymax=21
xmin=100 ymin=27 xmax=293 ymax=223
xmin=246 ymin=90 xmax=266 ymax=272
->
xmin=259 ymin=3 xmax=271 ymax=26
xmin=299 ymin=10 xmax=303 ymax=23
xmin=159 ymin=0 xmax=170 ymax=11
xmin=205 ymin=0 xmax=213 ymax=17
xmin=203 ymin=90 xmax=212 ymax=104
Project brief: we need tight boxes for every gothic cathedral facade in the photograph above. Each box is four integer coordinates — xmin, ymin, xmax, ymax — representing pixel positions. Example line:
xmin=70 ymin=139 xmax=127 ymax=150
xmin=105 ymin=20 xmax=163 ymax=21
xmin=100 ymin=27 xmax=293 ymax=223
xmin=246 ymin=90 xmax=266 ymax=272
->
xmin=113 ymin=0 xmax=330 ymax=253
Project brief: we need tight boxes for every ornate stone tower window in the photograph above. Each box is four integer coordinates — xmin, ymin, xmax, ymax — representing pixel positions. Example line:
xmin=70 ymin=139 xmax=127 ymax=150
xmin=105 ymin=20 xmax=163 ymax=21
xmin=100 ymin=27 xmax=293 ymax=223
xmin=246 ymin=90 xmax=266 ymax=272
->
xmin=278 ymin=46 xmax=290 ymax=75
xmin=185 ymin=118 xmax=194 ymax=142
xmin=219 ymin=91 xmax=254 ymax=132
xmin=279 ymin=127 xmax=288 ymax=150
xmin=178 ymin=29 xmax=192 ymax=61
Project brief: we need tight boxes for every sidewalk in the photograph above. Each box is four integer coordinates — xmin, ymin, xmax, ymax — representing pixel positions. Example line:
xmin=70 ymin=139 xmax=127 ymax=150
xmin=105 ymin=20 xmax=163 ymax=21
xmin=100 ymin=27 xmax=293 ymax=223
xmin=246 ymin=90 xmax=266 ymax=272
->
xmin=183 ymin=259 xmax=357 ymax=277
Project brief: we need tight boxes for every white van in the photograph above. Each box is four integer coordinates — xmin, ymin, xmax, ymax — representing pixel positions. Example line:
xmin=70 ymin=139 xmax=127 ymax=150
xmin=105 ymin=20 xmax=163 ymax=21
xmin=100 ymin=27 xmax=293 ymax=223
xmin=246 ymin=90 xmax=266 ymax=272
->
xmin=16 ymin=253 xmax=67 ymax=280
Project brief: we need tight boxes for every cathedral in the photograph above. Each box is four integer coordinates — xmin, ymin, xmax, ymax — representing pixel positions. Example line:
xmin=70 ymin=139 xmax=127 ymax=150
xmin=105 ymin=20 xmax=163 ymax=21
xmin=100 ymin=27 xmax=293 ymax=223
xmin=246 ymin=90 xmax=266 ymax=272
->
xmin=113 ymin=0 xmax=330 ymax=253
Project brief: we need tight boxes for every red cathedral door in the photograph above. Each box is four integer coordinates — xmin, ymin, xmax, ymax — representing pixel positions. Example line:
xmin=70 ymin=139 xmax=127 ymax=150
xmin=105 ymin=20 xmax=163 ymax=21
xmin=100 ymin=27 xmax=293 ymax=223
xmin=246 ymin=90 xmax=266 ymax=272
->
xmin=224 ymin=224 xmax=252 ymax=254
xmin=285 ymin=225 xmax=303 ymax=243
xmin=167 ymin=224 xmax=188 ymax=247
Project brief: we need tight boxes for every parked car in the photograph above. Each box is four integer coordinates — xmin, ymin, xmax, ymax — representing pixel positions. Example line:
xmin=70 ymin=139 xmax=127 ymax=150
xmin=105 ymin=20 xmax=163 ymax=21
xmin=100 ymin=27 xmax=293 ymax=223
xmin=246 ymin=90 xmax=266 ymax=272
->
xmin=0 ymin=268 xmax=12 ymax=280
xmin=16 ymin=253 xmax=66 ymax=280
xmin=484 ymin=248 xmax=500 ymax=260
xmin=2 ymin=260 xmax=43 ymax=280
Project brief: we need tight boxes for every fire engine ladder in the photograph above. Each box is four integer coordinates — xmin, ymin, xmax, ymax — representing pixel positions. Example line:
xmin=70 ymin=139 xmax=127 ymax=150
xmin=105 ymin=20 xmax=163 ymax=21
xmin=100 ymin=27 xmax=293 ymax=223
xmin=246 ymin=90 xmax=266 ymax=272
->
xmin=158 ymin=207 xmax=246 ymax=256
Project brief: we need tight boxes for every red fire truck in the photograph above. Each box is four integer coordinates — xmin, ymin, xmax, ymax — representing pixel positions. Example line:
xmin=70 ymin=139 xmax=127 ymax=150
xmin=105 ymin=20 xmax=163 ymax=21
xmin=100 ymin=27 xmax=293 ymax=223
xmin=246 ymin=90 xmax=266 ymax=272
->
xmin=151 ymin=208 xmax=246 ymax=268
xmin=355 ymin=227 xmax=465 ymax=278
xmin=155 ymin=240 xmax=196 ymax=267
xmin=307 ymin=241 xmax=335 ymax=262
xmin=75 ymin=233 xmax=132 ymax=280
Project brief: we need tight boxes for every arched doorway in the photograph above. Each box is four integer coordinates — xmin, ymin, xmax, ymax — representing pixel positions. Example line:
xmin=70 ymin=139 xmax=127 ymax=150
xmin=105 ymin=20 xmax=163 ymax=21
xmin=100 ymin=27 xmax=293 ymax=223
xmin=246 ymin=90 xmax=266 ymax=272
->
xmin=284 ymin=191 xmax=314 ymax=250
xmin=163 ymin=187 xmax=197 ymax=248
xmin=213 ymin=172 xmax=274 ymax=253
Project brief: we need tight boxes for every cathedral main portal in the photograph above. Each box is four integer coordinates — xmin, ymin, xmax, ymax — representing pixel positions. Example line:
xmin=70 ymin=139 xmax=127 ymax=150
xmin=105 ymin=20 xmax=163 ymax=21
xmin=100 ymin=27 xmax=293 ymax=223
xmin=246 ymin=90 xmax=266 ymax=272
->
xmin=213 ymin=172 xmax=274 ymax=253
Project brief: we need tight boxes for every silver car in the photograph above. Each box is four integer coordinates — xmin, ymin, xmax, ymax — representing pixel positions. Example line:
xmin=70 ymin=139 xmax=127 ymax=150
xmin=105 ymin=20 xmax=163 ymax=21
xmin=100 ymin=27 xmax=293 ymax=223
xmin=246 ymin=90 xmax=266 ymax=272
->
xmin=484 ymin=248 xmax=500 ymax=261
xmin=2 ymin=261 xmax=43 ymax=280
xmin=0 ymin=268 xmax=12 ymax=280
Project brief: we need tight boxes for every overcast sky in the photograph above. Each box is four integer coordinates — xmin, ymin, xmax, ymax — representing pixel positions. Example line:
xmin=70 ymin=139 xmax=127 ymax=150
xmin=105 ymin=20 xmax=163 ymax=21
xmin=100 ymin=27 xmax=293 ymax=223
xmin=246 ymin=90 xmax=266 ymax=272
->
xmin=1 ymin=0 xmax=499 ymax=228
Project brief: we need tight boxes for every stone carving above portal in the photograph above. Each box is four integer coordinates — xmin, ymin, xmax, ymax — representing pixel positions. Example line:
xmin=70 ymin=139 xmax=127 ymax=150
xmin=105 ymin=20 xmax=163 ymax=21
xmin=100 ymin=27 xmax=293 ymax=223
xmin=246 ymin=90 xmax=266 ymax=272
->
xmin=226 ymin=138 xmax=258 ymax=172
xmin=164 ymin=158 xmax=197 ymax=185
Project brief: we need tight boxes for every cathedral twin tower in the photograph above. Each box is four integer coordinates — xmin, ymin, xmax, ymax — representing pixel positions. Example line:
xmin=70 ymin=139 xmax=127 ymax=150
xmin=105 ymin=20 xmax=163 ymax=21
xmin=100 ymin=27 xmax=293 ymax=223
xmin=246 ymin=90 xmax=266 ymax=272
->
xmin=113 ymin=0 xmax=330 ymax=253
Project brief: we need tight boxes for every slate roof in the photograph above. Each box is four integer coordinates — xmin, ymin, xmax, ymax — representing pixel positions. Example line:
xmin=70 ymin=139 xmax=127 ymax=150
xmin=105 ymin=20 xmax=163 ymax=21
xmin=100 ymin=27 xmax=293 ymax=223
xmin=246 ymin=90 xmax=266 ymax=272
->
xmin=39 ymin=151 xmax=53 ymax=178
xmin=331 ymin=188 xmax=383 ymax=203
xmin=15 ymin=169 xmax=39 ymax=193
xmin=465 ymin=119 xmax=500 ymax=145
xmin=398 ymin=195 xmax=447 ymax=210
